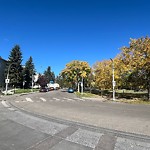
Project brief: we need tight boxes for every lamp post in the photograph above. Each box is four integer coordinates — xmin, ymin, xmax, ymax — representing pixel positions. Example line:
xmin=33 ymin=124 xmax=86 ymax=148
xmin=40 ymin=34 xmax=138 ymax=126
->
xmin=31 ymin=74 xmax=34 ymax=92
xmin=110 ymin=58 xmax=115 ymax=100
xmin=81 ymin=76 xmax=83 ymax=94
xmin=5 ymin=63 xmax=16 ymax=95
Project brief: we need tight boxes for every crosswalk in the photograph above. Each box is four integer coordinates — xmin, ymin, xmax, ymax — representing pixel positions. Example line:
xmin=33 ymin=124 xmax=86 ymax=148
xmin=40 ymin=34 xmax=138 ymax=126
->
xmin=15 ymin=97 xmax=85 ymax=103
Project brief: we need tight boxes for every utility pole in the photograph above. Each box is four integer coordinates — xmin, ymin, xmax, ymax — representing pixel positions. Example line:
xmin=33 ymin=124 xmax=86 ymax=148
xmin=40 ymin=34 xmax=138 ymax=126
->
xmin=110 ymin=58 xmax=115 ymax=100
xmin=31 ymin=74 xmax=34 ymax=92
xmin=81 ymin=76 xmax=83 ymax=94
xmin=5 ymin=63 xmax=16 ymax=95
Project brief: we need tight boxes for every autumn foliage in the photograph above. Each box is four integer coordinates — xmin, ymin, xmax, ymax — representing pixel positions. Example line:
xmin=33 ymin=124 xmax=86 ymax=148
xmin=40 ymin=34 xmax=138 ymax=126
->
xmin=61 ymin=36 xmax=150 ymax=99
xmin=94 ymin=36 xmax=150 ymax=99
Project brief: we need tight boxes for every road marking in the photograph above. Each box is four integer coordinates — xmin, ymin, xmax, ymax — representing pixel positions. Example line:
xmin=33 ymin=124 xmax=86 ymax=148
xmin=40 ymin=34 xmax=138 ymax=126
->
xmin=15 ymin=101 xmax=20 ymax=103
xmin=74 ymin=98 xmax=85 ymax=101
xmin=63 ymin=97 xmax=74 ymax=102
xmin=40 ymin=97 xmax=46 ymax=102
xmin=8 ymin=108 xmax=15 ymax=111
xmin=53 ymin=98 xmax=60 ymax=101
xmin=1 ymin=100 xmax=10 ymax=108
xmin=26 ymin=97 xmax=33 ymax=102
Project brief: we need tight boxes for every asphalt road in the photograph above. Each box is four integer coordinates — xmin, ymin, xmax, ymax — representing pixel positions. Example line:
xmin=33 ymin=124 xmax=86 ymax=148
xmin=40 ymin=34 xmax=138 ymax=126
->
xmin=8 ymin=89 xmax=150 ymax=135
xmin=0 ymin=89 xmax=150 ymax=150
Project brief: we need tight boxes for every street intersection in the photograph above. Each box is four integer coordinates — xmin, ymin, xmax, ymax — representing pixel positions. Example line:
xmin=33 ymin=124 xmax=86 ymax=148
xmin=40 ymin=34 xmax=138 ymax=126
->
xmin=0 ymin=90 xmax=150 ymax=150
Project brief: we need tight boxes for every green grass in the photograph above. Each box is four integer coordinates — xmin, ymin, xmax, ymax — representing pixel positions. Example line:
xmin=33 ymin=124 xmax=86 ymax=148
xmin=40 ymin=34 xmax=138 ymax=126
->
xmin=14 ymin=88 xmax=39 ymax=94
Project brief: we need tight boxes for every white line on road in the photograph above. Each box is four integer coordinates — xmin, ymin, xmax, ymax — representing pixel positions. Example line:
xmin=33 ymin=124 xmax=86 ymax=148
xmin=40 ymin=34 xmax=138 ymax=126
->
xmin=40 ymin=97 xmax=46 ymax=102
xmin=26 ymin=97 xmax=33 ymax=102
xmin=63 ymin=97 xmax=74 ymax=101
xmin=8 ymin=108 xmax=15 ymax=111
xmin=1 ymin=100 xmax=10 ymax=108
xmin=74 ymin=98 xmax=85 ymax=101
xmin=15 ymin=101 xmax=20 ymax=103
xmin=53 ymin=98 xmax=60 ymax=101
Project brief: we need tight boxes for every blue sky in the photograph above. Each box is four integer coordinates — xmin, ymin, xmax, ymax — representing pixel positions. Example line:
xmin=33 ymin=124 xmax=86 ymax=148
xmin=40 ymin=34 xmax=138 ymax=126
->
xmin=0 ymin=0 xmax=150 ymax=76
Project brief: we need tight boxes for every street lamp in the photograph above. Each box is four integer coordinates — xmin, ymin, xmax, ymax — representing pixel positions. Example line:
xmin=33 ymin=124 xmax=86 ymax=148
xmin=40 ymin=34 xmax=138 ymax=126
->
xmin=5 ymin=63 xmax=16 ymax=95
xmin=110 ymin=58 xmax=115 ymax=100
xmin=81 ymin=76 xmax=83 ymax=94
xmin=31 ymin=74 xmax=34 ymax=92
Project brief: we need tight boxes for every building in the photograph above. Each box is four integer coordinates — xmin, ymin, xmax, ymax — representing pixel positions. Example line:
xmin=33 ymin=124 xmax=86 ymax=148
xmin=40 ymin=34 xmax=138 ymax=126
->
xmin=0 ymin=57 xmax=7 ymax=88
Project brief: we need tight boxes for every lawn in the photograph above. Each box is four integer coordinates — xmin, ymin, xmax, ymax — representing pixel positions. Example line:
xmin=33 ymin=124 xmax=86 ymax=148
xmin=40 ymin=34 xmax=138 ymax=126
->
xmin=14 ymin=88 xmax=39 ymax=94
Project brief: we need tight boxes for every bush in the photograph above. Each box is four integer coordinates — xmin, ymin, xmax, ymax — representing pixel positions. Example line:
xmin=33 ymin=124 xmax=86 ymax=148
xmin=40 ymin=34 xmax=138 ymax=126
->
xmin=116 ymin=93 xmax=148 ymax=99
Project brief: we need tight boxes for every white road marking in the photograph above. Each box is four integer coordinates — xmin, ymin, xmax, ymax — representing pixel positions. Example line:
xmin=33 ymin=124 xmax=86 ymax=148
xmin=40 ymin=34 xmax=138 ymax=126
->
xmin=74 ymin=98 xmax=85 ymax=101
xmin=15 ymin=101 xmax=20 ymax=103
xmin=8 ymin=108 xmax=15 ymax=111
xmin=63 ymin=97 xmax=74 ymax=101
xmin=26 ymin=97 xmax=33 ymax=102
xmin=53 ymin=98 xmax=60 ymax=101
xmin=1 ymin=100 xmax=10 ymax=108
xmin=1 ymin=100 xmax=15 ymax=111
xmin=40 ymin=97 xmax=46 ymax=102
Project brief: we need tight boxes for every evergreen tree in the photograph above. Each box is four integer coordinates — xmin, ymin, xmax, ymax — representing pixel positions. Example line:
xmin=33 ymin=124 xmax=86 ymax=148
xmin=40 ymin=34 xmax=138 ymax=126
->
xmin=55 ymin=75 xmax=65 ymax=88
xmin=44 ymin=66 xmax=55 ymax=83
xmin=6 ymin=45 xmax=23 ymax=88
xmin=23 ymin=56 xmax=35 ymax=88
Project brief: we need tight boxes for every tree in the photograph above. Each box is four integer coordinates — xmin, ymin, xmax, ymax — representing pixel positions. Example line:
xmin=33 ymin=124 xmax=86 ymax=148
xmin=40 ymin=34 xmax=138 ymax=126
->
xmin=55 ymin=75 xmax=65 ymax=88
xmin=120 ymin=37 xmax=150 ymax=100
xmin=44 ymin=66 xmax=55 ymax=83
xmin=6 ymin=45 xmax=23 ymax=88
xmin=94 ymin=60 xmax=112 ymax=90
xmin=37 ymin=74 xmax=48 ymax=87
xmin=61 ymin=60 xmax=91 ymax=89
xmin=87 ymin=69 xmax=95 ymax=92
xmin=23 ymin=56 xmax=35 ymax=88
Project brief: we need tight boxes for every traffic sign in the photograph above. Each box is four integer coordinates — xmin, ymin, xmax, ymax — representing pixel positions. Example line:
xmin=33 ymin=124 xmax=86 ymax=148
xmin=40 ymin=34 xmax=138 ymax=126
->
xmin=5 ymin=79 xmax=10 ymax=83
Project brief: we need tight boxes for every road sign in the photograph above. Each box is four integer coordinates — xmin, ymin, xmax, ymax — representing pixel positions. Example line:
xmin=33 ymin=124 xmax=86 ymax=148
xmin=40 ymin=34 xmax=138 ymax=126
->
xmin=5 ymin=79 xmax=10 ymax=84
xmin=112 ymin=81 xmax=116 ymax=86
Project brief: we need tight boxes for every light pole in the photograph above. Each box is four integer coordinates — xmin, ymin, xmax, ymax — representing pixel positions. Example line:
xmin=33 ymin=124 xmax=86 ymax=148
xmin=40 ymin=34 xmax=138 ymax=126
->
xmin=81 ymin=76 xmax=83 ymax=94
xmin=31 ymin=74 xmax=34 ymax=92
xmin=110 ymin=58 xmax=115 ymax=100
xmin=5 ymin=63 xmax=16 ymax=95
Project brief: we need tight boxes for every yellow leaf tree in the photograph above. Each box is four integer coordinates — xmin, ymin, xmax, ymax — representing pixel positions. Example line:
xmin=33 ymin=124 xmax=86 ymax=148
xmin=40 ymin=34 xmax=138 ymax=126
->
xmin=93 ymin=60 xmax=112 ymax=90
xmin=61 ymin=60 xmax=91 ymax=89
xmin=120 ymin=36 xmax=150 ymax=100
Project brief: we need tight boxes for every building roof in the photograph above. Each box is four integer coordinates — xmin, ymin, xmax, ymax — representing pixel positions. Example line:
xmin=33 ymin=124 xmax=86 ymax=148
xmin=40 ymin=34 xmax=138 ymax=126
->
xmin=0 ymin=56 xmax=7 ymax=62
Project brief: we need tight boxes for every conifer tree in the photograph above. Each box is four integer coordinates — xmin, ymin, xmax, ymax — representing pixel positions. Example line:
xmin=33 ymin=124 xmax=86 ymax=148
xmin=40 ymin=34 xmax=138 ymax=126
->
xmin=23 ymin=56 xmax=35 ymax=88
xmin=44 ymin=66 xmax=55 ymax=83
xmin=6 ymin=45 xmax=23 ymax=87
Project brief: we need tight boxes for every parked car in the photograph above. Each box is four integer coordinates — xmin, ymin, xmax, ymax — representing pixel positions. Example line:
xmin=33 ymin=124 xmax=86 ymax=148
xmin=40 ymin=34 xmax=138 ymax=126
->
xmin=68 ymin=88 xmax=74 ymax=93
xmin=49 ymin=87 xmax=54 ymax=91
xmin=39 ymin=87 xmax=48 ymax=92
